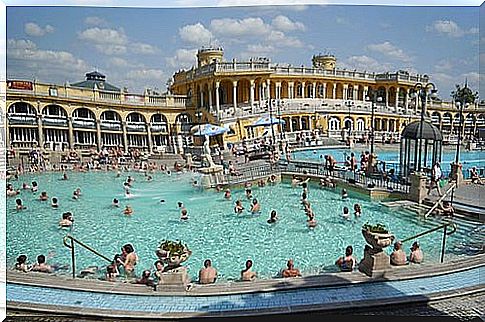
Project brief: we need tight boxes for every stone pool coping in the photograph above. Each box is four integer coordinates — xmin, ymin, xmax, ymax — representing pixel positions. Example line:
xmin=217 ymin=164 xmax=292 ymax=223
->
xmin=7 ymin=253 xmax=485 ymax=297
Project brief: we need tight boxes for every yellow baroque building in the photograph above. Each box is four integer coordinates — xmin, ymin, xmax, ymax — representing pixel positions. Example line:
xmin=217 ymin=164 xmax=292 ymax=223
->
xmin=171 ymin=47 xmax=485 ymax=146
xmin=4 ymin=47 xmax=485 ymax=155
xmin=5 ymin=71 xmax=195 ymax=155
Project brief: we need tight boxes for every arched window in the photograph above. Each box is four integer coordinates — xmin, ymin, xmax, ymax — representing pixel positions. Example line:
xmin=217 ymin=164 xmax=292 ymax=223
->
xmin=329 ymin=117 xmax=340 ymax=131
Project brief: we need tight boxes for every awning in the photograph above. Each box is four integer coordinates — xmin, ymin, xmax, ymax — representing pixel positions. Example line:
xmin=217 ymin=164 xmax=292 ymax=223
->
xmin=249 ymin=116 xmax=286 ymax=127
xmin=191 ymin=123 xmax=229 ymax=136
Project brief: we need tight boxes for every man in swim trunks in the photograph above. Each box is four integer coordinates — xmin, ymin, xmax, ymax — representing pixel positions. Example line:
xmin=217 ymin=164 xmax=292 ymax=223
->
xmin=199 ymin=259 xmax=217 ymax=284
xmin=281 ymin=259 xmax=302 ymax=278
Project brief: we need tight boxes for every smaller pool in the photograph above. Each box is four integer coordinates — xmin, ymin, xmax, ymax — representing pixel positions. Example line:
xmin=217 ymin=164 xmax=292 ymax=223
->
xmin=293 ymin=147 xmax=485 ymax=175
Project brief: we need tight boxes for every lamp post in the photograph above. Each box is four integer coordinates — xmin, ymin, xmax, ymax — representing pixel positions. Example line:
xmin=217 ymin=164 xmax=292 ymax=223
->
xmin=366 ymin=89 xmax=383 ymax=156
xmin=411 ymin=82 xmax=437 ymax=172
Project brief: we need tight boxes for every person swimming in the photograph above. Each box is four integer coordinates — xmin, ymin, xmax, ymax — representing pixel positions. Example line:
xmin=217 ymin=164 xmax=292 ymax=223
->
xmin=124 ymin=205 xmax=133 ymax=215
xmin=113 ymin=198 xmax=120 ymax=207
xmin=51 ymin=197 xmax=59 ymax=208
xmin=123 ymin=182 xmax=131 ymax=197
xmin=245 ymin=188 xmax=253 ymax=199
xmin=15 ymin=198 xmax=26 ymax=210
xmin=224 ymin=189 xmax=231 ymax=199
xmin=234 ymin=200 xmax=244 ymax=214
xmin=62 ymin=172 xmax=68 ymax=180
xmin=341 ymin=189 xmax=348 ymax=200
xmin=342 ymin=206 xmax=350 ymax=220
xmin=267 ymin=210 xmax=278 ymax=224
xmin=180 ymin=208 xmax=189 ymax=220
xmin=59 ymin=212 xmax=74 ymax=227
xmin=250 ymin=198 xmax=260 ymax=213
xmin=39 ymin=191 xmax=49 ymax=201
xmin=354 ymin=203 xmax=362 ymax=217
xmin=307 ymin=212 xmax=317 ymax=228
xmin=31 ymin=181 xmax=38 ymax=193
xmin=22 ymin=182 xmax=30 ymax=190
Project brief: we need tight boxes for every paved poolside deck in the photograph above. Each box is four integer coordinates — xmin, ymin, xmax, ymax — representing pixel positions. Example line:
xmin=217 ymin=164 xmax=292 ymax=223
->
xmin=7 ymin=254 xmax=485 ymax=319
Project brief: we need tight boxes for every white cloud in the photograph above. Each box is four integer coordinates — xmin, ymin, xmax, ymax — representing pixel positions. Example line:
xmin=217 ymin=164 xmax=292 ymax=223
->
xmin=209 ymin=16 xmax=303 ymax=49
xmin=434 ymin=59 xmax=453 ymax=72
xmin=84 ymin=16 xmax=108 ymax=27
xmin=210 ymin=17 xmax=271 ymax=37
xmin=271 ymin=15 xmax=305 ymax=32
xmin=179 ymin=23 xmax=214 ymax=46
xmin=131 ymin=42 xmax=158 ymax=55
xmin=78 ymin=27 xmax=158 ymax=55
xmin=367 ymin=41 xmax=412 ymax=62
xmin=7 ymin=38 xmax=89 ymax=80
xmin=127 ymin=69 xmax=165 ymax=81
xmin=342 ymin=55 xmax=393 ymax=73
xmin=240 ymin=44 xmax=276 ymax=59
xmin=426 ymin=20 xmax=478 ymax=38
xmin=166 ymin=48 xmax=197 ymax=69
xmin=24 ymin=22 xmax=55 ymax=37
xmin=108 ymin=57 xmax=130 ymax=68
xmin=78 ymin=27 xmax=127 ymax=45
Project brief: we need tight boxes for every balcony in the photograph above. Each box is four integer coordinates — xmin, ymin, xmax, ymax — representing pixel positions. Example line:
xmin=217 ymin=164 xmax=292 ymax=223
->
xmin=72 ymin=118 xmax=96 ymax=129
xmin=126 ymin=122 xmax=147 ymax=132
xmin=100 ymin=120 xmax=122 ymax=131
xmin=8 ymin=114 xmax=37 ymax=125
xmin=150 ymin=123 xmax=168 ymax=133
xmin=42 ymin=116 xmax=68 ymax=127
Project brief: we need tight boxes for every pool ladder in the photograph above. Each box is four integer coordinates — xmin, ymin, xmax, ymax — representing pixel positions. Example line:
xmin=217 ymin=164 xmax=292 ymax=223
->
xmin=63 ymin=234 xmax=112 ymax=279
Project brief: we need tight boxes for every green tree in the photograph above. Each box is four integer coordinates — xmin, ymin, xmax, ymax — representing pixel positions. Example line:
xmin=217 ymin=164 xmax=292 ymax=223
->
xmin=451 ymin=84 xmax=479 ymax=106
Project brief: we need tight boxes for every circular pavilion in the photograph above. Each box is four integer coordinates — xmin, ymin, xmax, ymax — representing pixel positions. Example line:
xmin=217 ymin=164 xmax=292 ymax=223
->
xmin=399 ymin=120 xmax=443 ymax=177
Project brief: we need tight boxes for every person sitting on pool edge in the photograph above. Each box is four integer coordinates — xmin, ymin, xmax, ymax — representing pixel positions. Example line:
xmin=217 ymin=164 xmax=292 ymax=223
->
xmin=409 ymin=241 xmax=423 ymax=264
xmin=390 ymin=241 xmax=408 ymax=266
xmin=241 ymin=259 xmax=257 ymax=281
xmin=250 ymin=198 xmax=260 ymax=213
xmin=470 ymin=166 xmax=484 ymax=185
xmin=199 ymin=259 xmax=217 ymax=284
xmin=134 ymin=270 xmax=154 ymax=287
xmin=267 ymin=210 xmax=278 ymax=224
xmin=335 ymin=246 xmax=357 ymax=272
xmin=234 ymin=200 xmax=244 ymax=214
xmin=281 ymin=259 xmax=302 ymax=278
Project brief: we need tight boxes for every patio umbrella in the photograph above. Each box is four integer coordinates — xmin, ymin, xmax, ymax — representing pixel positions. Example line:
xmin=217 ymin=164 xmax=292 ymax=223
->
xmin=251 ymin=116 xmax=285 ymax=127
xmin=191 ymin=123 xmax=229 ymax=136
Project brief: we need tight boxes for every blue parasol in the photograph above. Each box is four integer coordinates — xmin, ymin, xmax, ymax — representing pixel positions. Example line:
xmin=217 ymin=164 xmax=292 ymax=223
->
xmin=251 ymin=116 xmax=286 ymax=127
xmin=192 ymin=123 xmax=229 ymax=136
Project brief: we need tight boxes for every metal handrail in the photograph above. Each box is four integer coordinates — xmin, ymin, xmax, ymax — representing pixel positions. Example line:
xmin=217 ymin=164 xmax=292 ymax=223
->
xmin=424 ymin=183 xmax=457 ymax=218
xmin=400 ymin=221 xmax=457 ymax=263
xmin=63 ymin=234 xmax=111 ymax=279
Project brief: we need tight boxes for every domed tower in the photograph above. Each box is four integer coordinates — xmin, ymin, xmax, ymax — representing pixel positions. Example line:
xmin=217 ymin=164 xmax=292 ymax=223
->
xmin=197 ymin=46 xmax=224 ymax=68
xmin=312 ymin=53 xmax=337 ymax=70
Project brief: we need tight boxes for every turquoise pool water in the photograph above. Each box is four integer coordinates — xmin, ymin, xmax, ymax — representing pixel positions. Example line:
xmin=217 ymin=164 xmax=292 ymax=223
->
xmin=293 ymin=147 xmax=484 ymax=175
xmin=6 ymin=171 xmax=482 ymax=281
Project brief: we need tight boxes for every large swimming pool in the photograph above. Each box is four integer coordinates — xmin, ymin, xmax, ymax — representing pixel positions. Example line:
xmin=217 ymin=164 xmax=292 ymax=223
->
xmin=6 ymin=170 xmax=482 ymax=281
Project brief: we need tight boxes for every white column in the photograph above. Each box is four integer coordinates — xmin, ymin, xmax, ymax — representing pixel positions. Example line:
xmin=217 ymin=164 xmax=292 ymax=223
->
xmin=332 ymin=84 xmax=337 ymax=99
xmin=208 ymin=85 xmax=213 ymax=111
xmin=288 ymin=82 xmax=294 ymax=99
xmin=301 ymin=82 xmax=306 ymax=98
xmin=266 ymin=79 xmax=271 ymax=100
xmin=323 ymin=83 xmax=327 ymax=99
xmin=312 ymin=82 xmax=316 ymax=99
xmin=250 ymin=79 xmax=255 ymax=112
xmin=405 ymin=88 xmax=410 ymax=114
xmin=232 ymin=80 xmax=238 ymax=109
xmin=276 ymin=82 xmax=281 ymax=100
xmin=96 ymin=119 xmax=102 ymax=150
xmin=363 ymin=86 xmax=369 ymax=101
xmin=215 ymin=81 xmax=220 ymax=115
xmin=343 ymin=84 xmax=348 ymax=100
xmin=353 ymin=86 xmax=358 ymax=101
xmin=395 ymin=87 xmax=400 ymax=111
xmin=385 ymin=88 xmax=389 ymax=108
xmin=200 ymin=90 xmax=204 ymax=108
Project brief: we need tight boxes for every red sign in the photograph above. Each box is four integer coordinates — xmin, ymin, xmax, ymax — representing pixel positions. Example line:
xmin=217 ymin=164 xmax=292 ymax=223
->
xmin=7 ymin=81 xmax=33 ymax=90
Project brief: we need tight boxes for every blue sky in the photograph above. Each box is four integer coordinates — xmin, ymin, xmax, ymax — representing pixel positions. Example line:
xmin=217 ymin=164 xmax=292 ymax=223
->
xmin=6 ymin=2 xmax=481 ymax=99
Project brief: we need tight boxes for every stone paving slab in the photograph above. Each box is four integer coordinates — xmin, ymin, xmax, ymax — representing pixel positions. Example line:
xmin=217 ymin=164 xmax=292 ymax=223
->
xmin=6 ymin=264 xmax=484 ymax=319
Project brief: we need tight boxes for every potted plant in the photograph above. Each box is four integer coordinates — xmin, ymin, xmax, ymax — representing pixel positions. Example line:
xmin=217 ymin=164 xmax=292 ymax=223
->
xmin=156 ymin=240 xmax=192 ymax=269
xmin=362 ymin=223 xmax=395 ymax=251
